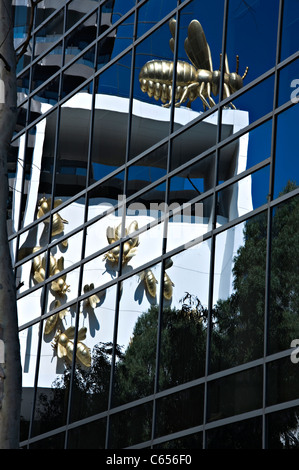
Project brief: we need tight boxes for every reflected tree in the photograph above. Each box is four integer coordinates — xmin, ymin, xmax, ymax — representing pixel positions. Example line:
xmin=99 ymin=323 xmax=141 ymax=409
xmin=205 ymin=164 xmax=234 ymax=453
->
xmin=33 ymin=183 xmax=298 ymax=448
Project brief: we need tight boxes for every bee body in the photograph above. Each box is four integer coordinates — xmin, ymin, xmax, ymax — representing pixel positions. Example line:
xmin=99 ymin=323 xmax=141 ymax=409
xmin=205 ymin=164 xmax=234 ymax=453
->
xmin=103 ymin=220 xmax=139 ymax=265
xmin=52 ymin=327 xmax=91 ymax=368
xmin=139 ymin=19 xmax=248 ymax=110
xmin=163 ymin=272 xmax=175 ymax=300
xmin=139 ymin=59 xmax=197 ymax=105
xmin=141 ymin=269 xmax=158 ymax=298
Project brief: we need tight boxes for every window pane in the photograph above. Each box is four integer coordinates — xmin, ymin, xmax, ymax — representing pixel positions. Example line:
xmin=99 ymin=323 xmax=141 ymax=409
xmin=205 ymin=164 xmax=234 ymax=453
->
xmin=207 ymin=367 xmax=263 ymax=422
xmin=267 ymin=196 xmax=299 ymax=355
xmin=210 ymin=213 xmax=267 ymax=373
xmin=273 ymin=105 xmax=299 ymax=199
xmin=159 ymin=244 xmax=210 ymax=391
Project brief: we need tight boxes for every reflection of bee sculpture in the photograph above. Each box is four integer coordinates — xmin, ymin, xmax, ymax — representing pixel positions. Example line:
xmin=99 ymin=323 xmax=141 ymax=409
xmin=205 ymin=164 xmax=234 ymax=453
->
xmin=44 ymin=300 xmax=68 ymax=335
xmin=83 ymin=283 xmax=100 ymax=309
xmin=50 ymin=256 xmax=70 ymax=295
xmin=37 ymin=197 xmax=68 ymax=236
xmin=140 ymin=258 xmax=175 ymax=300
xmin=103 ymin=220 xmax=139 ymax=265
xmin=32 ymin=248 xmax=70 ymax=294
xmin=52 ymin=326 xmax=91 ymax=368
xmin=140 ymin=269 xmax=158 ymax=298
xmin=163 ymin=271 xmax=175 ymax=300
xmin=139 ymin=18 xmax=248 ymax=110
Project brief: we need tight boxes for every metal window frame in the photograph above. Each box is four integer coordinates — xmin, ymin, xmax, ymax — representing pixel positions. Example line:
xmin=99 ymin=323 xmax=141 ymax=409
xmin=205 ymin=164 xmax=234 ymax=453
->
xmin=13 ymin=0 xmax=299 ymax=449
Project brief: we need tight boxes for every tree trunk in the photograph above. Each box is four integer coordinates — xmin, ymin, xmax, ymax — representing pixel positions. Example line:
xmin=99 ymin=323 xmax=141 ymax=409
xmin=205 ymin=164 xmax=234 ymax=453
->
xmin=0 ymin=0 xmax=22 ymax=449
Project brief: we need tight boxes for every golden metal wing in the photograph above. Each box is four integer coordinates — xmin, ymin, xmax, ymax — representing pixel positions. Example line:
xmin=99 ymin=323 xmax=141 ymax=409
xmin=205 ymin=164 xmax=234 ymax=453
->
xmin=168 ymin=17 xmax=176 ymax=53
xmin=184 ymin=19 xmax=213 ymax=72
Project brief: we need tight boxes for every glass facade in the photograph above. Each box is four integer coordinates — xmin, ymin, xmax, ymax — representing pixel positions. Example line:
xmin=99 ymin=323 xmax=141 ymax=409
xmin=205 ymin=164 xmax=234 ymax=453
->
xmin=10 ymin=0 xmax=299 ymax=449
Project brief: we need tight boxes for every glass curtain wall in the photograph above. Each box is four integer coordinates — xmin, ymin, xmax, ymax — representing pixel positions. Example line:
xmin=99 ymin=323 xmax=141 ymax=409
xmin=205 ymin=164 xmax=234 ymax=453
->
xmin=9 ymin=0 xmax=299 ymax=449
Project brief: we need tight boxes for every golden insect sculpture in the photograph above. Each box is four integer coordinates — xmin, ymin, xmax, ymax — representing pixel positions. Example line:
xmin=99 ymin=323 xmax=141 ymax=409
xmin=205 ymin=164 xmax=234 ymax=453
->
xmin=140 ymin=258 xmax=175 ymax=300
xmin=37 ymin=197 xmax=68 ymax=236
xmin=139 ymin=18 xmax=248 ymax=110
xmin=140 ymin=269 xmax=158 ymax=298
xmin=50 ymin=256 xmax=70 ymax=295
xmin=83 ymin=283 xmax=101 ymax=309
xmin=52 ymin=326 xmax=91 ymax=368
xmin=163 ymin=271 xmax=175 ymax=301
xmin=44 ymin=300 xmax=68 ymax=335
xmin=103 ymin=220 xmax=139 ymax=265
xmin=32 ymin=248 xmax=70 ymax=294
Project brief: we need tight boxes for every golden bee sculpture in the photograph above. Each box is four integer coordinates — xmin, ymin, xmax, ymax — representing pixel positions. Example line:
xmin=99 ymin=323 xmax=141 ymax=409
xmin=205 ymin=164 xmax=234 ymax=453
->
xmin=83 ymin=283 xmax=101 ymax=309
xmin=37 ymin=197 xmax=68 ymax=236
xmin=32 ymin=248 xmax=70 ymax=294
xmin=52 ymin=326 xmax=91 ymax=368
xmin=103 ymin=220 xmax=139 ymax=265
xmin=163 ymin=271 xmax=175 ymax=300
xmin=44 ymin=300 xmax=68 ymax=335
xmin=140 ymin=259 xmax=175 ymax=301
xmin=139 ymin=18 xmax=248 ymax=110
xmin=140 ymin=269 xmax=158 ymax=298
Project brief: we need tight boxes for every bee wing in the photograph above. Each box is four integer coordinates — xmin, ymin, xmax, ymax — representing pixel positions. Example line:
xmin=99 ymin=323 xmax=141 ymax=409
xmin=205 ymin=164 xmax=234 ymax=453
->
xmin=115 ymin=222 xmax=123 ymax=240
xmin=51 ymin=281 xmax=61 ymax=292
xmin=57 ymin=256 xmax=65 ymax=272
xmin=57 ymin=343 xmax=67 ymax=358
xmin=184 ymin=19 xmax=213 ymax=71
xmin=53 ymin=199 xmax=63 ymax=208
xmin=77 ymin=327 xmax=87 ymax=341
xmin=64 ymin=326 xmax=76 ymax=339
xmin=106 ymin=226 xmax=116 ymax=244
xmin=34 ymin=271 xmax=44 ymax=284
xmin=169 ymin=18 xmax=176 ymax=53
xmin=89 ymin=295 xmax=100 ymax=309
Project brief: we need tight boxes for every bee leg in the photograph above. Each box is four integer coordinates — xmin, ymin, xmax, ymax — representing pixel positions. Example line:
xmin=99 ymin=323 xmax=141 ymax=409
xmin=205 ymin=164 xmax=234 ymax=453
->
xmin=206 ymin=82 xmax=216 ymax=107
xmin=162 ymin=85 xmax=173 ymax=108
xmin=198 ymin=82 xmax=210 ymax=110
xmin=176 ymin=82 xmax=197 ymax=107
xmin=223 ymin=83 xmax=236 ymax=109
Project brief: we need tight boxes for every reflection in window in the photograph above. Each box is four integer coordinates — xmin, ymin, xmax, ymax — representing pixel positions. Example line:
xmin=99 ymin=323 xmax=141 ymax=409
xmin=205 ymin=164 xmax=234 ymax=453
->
xmin=273 ymin=105 xmax=299 ymax=199
xmin=170 ymin=111 xmax=218 ymax=172
xmin=113 ymin=264 xmax=162 ymax=407
xmin=166 ymin=194 xmax=213 ymax=254
xmin=154 ymin=431 xmax=203 ymax=449
xmin=268 ymin=196 xmax=299 ymax=355
xmin=207 ymin=367 xmax=263 ymax=422
xmin=280 ymin=0 xmax=299 ymax=62
xmin=69 ymin=286 xmax=117 ymax=423
xmin=267 ymin=357 xmax=299 ymax=408
xmin=19 ymin=322 xmax=41 ymax=441
xmin=87 ymin=171 xmax=125 ymax=220
xmin=267 ymin=406 xmax=299 ymax=449
xmin=173 ymin=0 xmax=224 ymax=117
xmin=127 ymin=144 xmax=168 ymax=197
xmin=206 ymin=416 xmax=262 ymax=449
xmin=218 ymin=118 xmax=272 ymax=181
xmin=155 ymin=385 xmax=204 ymax=438
xmin=159 ymin=245 xmax=210 ymax=391
xmin=130 ymin=20 xmax=173 ymax=159
xmin=226 ymin=0 xmax=279 ymax=84
xmin=210 ymin=212 xmax=267 ymax=373
xmin=221 ymin=74 xmax=275 ymax=130
xmin=109 ymin=402 xmax=153 ymax=448
xmin=67 ymin=418 xmax=107 ymax=449
xmin=169 ymin=152 xmax=215 ymax=203
xmin=216 ymin=164 xmax=270 ymax=225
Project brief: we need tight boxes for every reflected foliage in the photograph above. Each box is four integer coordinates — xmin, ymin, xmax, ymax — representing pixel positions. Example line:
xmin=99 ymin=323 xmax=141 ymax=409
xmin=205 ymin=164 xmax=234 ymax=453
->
xmin=32 ymin=184 xmax=298 ymax=448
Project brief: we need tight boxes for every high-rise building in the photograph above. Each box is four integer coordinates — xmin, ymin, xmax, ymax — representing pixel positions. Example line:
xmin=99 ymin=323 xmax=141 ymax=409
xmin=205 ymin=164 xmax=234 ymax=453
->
xmin=9 ymin=0 xmax=299 ymax=449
